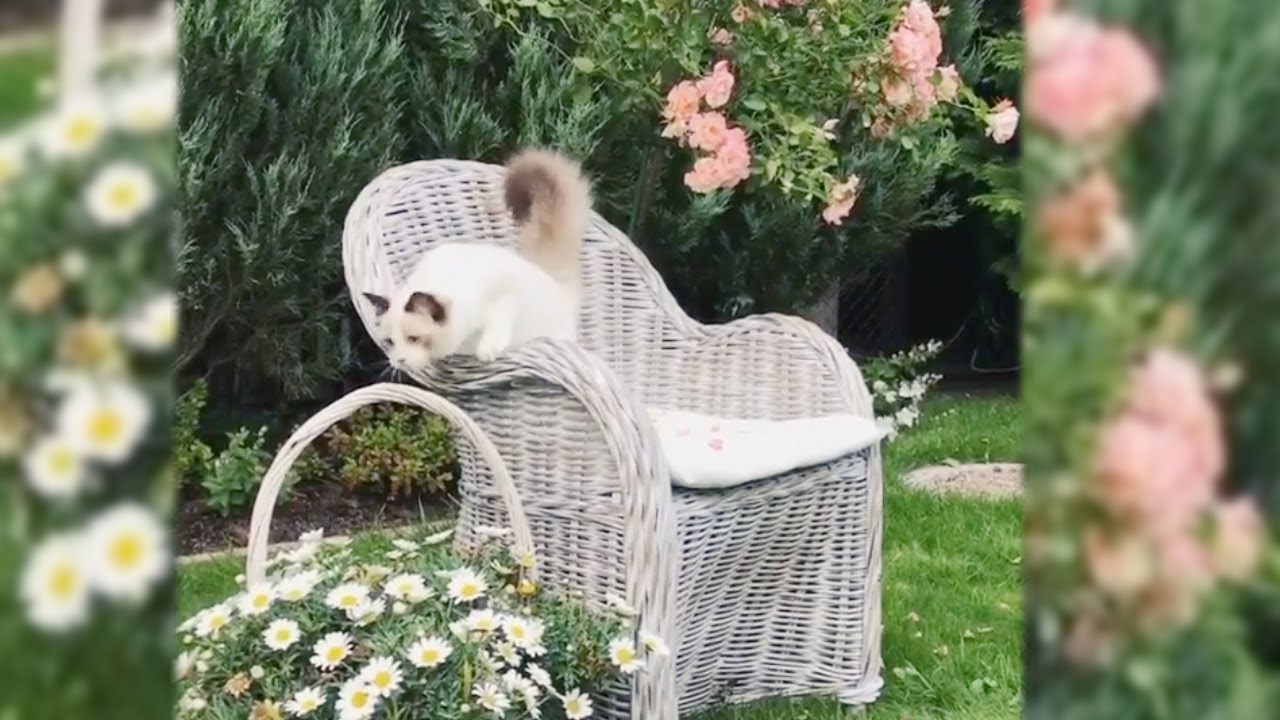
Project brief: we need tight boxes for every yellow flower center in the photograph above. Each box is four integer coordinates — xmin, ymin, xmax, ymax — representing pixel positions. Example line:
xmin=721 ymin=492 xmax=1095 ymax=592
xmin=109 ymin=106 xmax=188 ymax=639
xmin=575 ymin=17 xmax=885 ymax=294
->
xmin=107 ymin=181 xmax=141 ymax=211
xmin=340 ymin=594 xmax=359 ymax=607
xmin=285 ymin=589 xmax=302 ymax=600
xmin=252 ymin=594 xmax=270 ymax=608
xmin=397 ymin=582 xmax=412 ymax=595
xmin=87 ymin=410 xmax=124 ymax=446
xmin=326 ymin=646 xmax=344 ymax=662
xmin=109 ymin=531 xmax=143 ymax=570
xmin=210 ymin=614 xmax=227 ymax=629
xmin=300 ymin=699 xmax=317 ymax=711
xmin=421 ymin=649 xmax=439 ymax=664
xmin=460 ymin=582 xmax=478 ymax=598
xmin=0 ymin=158 xmax=16 ymax=183
xmin=131 ymin=107 xmax=163 ymax=128
xmin=373 ymin=671 xmax=391 ymax=687
xmin=616 ymin=647 xmax=635 ymax=664
xmin=48 ymin=562 xmax=79 ymax=599
xmin=351 ymin=691 xmax=369 ymax=708
xmin=47 ymin=447 xmax=76 ymax=476
xmin=566 ymin=699 xmax=582 ymax=712
xmin=66 ymin=116 xmax=99 ymax=146
xmin=511 ymin=626 xmax=525 ymax=639
xmin=275 ymin=629 xmax=291 ymax=642
xmin=152 ymin=314 xmax=176 ymax=344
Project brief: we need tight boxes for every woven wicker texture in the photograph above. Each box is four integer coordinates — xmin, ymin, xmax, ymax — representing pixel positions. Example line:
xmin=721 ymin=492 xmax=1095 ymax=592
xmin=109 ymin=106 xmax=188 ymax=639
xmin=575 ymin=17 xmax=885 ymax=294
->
xmin=338 ymin=159 xmax=884 ymax=718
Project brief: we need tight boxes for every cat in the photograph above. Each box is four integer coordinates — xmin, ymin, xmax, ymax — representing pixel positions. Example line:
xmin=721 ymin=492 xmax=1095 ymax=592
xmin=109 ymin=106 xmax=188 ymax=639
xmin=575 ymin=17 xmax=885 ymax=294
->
xmin=363 ymin=148 xmax=592 ymax=370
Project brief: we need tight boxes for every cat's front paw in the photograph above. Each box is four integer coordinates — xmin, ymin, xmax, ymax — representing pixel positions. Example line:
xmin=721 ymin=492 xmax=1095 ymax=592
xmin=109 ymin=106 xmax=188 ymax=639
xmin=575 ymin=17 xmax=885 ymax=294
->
xmin=474 ymin=337 xmax=506 ymax=362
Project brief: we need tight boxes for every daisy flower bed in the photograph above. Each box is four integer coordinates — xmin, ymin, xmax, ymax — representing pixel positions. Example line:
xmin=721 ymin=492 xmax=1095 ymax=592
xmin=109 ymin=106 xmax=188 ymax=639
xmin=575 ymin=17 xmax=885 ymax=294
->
xmin=176 ymin=526 xmax=665 ymax=720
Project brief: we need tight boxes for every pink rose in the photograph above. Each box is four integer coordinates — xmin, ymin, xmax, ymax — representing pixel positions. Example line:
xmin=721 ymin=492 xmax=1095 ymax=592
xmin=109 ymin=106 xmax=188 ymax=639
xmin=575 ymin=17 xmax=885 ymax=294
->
xmin=1211 ymin=496 xmax=1264 ymax=582
xmin=687 ymin=112 xmax=729 ymax=152
xmin=1127 ymin=348 xmax=1225 ymax=484
xmin=821 ymin=174 xmax=861 ymax=225
xmin=1025 ymin=23 xmax=1161 ymax=141
xmin=984 ymin=99 xmax=1019 ymax=144
xmin=683 ymin=157 xmax=722 ymax=194
xmin=730 ymin=3 xmax=755 ymax=22
xmin=709 ymin=26 xmax=734 ymax=46
xmin=713 ymin=127 xmax=752 ymax=186
xmin=881 ymin=77 xmax=913 ymax=107
xmin=1094 ymin=416 xmax=1210 ymax=535
xmin=870 ymin=116 xmax=894 ymax=138
xmin=663 ymin=80 xmax=702 ymax=128
xmin=889 ymin=27 xmax=937 ymax=75
xmin=1155 ymin=532 xmax=1215 ymax=593
xmin=697 ymin=61 xmax=736 ymax=109
xmin=936 ymin=64 xmax=961 ymax=102
xmin=902 ymin=0 xmax=939 ymax=36
xmin=911 ymin=75 xmax=939 ymax=108
xmin=1083 ymin=526 xmax=1152 ymax=597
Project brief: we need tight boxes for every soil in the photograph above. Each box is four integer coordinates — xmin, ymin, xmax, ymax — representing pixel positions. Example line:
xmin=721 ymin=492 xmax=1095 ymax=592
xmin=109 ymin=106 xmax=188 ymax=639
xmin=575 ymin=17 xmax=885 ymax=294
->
xmin=901 ymin=462 xmax=1023 ymax=499
xmin=175 ymin=482 xmax=454 ymax=556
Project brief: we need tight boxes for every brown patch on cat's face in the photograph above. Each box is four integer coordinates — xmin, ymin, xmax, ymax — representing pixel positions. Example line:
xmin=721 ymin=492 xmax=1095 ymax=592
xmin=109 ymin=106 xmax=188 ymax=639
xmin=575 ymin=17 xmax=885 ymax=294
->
xmin=406 ymin=291 xmax=447 ymax=323
xmin=363 ymin=292 xmax=390 ymax=316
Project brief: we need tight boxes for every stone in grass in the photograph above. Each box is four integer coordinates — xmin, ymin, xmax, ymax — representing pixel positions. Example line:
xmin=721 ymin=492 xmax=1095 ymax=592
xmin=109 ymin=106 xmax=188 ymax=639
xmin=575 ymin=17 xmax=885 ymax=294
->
xmin=902 ymin=462 xmax=1022 ymax=499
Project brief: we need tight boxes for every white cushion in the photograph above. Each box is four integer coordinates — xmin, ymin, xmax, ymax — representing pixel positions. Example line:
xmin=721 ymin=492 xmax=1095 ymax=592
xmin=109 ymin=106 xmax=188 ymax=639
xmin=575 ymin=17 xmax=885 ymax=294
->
xmin=646 ymin=408 xmax=886 ymax=490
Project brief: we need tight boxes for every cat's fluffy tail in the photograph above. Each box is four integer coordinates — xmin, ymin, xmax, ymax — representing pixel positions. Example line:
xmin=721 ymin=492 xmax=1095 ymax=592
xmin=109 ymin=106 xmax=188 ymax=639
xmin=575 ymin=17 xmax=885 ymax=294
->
xmin=503 ymin=148 xmax=592 ymax=298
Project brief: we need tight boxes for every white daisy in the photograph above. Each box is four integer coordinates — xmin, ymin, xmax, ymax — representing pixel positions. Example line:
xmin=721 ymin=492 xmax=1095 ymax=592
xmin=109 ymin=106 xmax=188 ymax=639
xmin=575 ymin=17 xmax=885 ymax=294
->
xmin=59 ymin=250 xmax=89 ymax=281
xmin=238 ymin=583 xmax=276 ymax=616
xmin=895 ymin=405 xmax=919 ymax=428
xmin=280 ymin=541 xmax=321 ymax=566
xmin=406 ymin=636 xmax=453 ymax=669
xmin=423 ymin=528 xmax=453 ymax=545
xmin=22 ymin=434 xmax=88 ymax=501
xmin=277 ymin=570 xmax=321 ymax=601
xmin=502 ymin=669 xmax=538 ymax=699
xmin=0 ymin=137 xmax=26 ymax=186
xmin=526 ymin=664 xmax=553 ymax=689
xmin=84 ymin=162 xmax=159 ymax=228
xmin=465 ymin=608 xmax=499 ymax=633
xmin=19 ymin=531 xmax=90 ymax=632
xmin=448 ymin=619 xmax=469 ymax=641
xmin=175 ymin=651 xmax=195 ymax=680
xmin=640 ymin=631 xmax=671 ymax=657
xmin=285 ymin=686 xmax=326 ymax=716
xmin=346 ymin=596 xmax=385 ymax=626
xmin=359 ymin=656 xmax=403 ymax=697
xmin=472 ymin=682 xmax=511 ymax=715
xmin=447 ymin=567 xmax=488 ymax=603
xmin=390 ymin=538 xmax=419 ymax=553
xmin=177 ymin=689 xmax=207 ymax=713
xmin=495 ymin=640 xmax=520 ymax=668
xmin=119 ymin=291 xmax=177 ymax=352
xmin=503 ymin=614 xmax=545 ymax=651
xmin=325 ymin=582 xmax=370 ymax=612
xmin=263 ymin=618 xmax=301 ymax=651
xmin=383 ymin=572 xmax=430 ymax=602
xmin=112 ymin=72 xmax=177 ymax=133
xmin=336 ymin=680 xmax=380 ymax=720
xmin=194 ymin=603 xmax=233 ymax=638
xmin=608 ymin=637 xmax=645 ymax=674
xmin=311 ymin=632 xmax=353 ymax=670
xmin=84 ymin=502 xmax=167 ymax=602
xmin=40 ymin=96 xmax=108 ymax=158
xmin=562 ymin=689 xmax=594 ymax=719
xmin=56 ymin=381 xmax=151 ymax=464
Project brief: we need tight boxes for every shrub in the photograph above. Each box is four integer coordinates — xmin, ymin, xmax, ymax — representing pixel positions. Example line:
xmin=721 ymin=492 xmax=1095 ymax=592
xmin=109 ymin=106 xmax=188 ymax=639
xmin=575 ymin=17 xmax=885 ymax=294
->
xmin=176 ymin=379 xmax=215 ymax=482
xmin=201 ymin=427 xmax=273 ymax=516
xmin=863 ymin=339 xmax=944 ymax=439
xmin=176 ymin=527 xmax=662 ymax=719
xmin=294 ymin=407 xmax=457 ymax=500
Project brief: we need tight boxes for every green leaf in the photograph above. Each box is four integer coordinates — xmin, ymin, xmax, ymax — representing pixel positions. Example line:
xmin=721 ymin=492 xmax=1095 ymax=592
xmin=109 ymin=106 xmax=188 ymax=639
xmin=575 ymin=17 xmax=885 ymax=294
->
xmin=571 ymin=56 xmax=597 ymax=73
xmin=741 ymin=97 xmax=767 ymax=112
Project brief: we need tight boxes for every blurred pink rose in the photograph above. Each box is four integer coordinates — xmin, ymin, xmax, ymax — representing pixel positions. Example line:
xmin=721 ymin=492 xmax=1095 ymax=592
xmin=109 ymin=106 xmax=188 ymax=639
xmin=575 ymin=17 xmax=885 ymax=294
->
xmin=698 ymin=61 xmax=736 ymax=109
xmin=684 ymin=157 xmax=722 ymax=193
xmin=1137 ymin=574 xmax=1198 ymax=629
xmin=662 ymin=80 xmax=702 ymax=136
xmin=821 ymin=175 xmax=862 ymax=225
xmin=912 ymin=76 xmax=939 ymax=107
xmin=936 ymin=64 xmax=961 ymax=102
xmin=1094 ymin=416 xmax=1211 ymax=535
xmin=1211 ymin=496 xmax=1264 ymax=582
xmin=870 ymin=116 xmax=894 ymax=139
xmin=1063 ymin=612 xmax=1117 ymax=668
xmin=730 ymin=4 xmax=755 ymax=22
xmin=1023 ymin=0 xmax=1056 ymax=26
xmin=881 ymin=77 xmax=913 ymax=107
xmin=1035 ymin=167 xmax=1132 ymax=273
xmin=1084 ymin=527 xmax=1152 ymax=597
xmin=710 ymin=27 xmax=734 ymax=46
xmin=1025 ymin=21 xmax=1160 ymax=141
xmin=687 ymin=112 xmax=729 ymax=151
xmin=1156 ymin=532 xmax=1215 ymax=593
xmin=889 ymin=26 xmax=937 ymax=75
xmin=1127 ymin=348 xmax=1225 ymax=484
xmin=984 ymin=99 xmax=1019 ymax=143
xmin=902 ymin=0 xmax=943 ymax=55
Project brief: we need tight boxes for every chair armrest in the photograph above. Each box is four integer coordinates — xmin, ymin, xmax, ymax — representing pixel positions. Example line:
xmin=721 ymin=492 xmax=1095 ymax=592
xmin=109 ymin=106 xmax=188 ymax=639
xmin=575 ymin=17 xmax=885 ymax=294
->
xmin=652 ymin=313 xmax=875 ymax=420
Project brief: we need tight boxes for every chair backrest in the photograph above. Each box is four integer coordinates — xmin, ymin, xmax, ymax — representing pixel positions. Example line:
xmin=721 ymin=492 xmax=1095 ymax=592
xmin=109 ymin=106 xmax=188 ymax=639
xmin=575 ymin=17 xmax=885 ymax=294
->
xmin=343 ymin=159 xmax=698 ymax=389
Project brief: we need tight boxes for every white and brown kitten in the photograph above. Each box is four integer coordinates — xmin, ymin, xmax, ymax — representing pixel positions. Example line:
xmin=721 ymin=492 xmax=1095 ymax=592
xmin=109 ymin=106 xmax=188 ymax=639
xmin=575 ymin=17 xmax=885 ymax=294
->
xmin=363 ymin=148 xmax=592 ymax=370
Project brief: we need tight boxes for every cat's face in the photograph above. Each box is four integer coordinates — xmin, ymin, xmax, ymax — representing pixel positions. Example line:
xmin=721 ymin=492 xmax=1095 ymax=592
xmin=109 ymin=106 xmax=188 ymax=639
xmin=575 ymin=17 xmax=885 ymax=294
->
xmin=363 ymin=291 xmax=450 ymax=371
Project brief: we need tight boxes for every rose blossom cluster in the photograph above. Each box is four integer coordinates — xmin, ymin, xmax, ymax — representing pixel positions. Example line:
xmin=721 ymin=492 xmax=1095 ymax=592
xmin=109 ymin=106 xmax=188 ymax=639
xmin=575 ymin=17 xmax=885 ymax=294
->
xmin=661 ymin=61 xmax=752 ymax=193
xmin=1024 ymin=9 xmax=1161 ymax=141
xmin=1065 ymin=348 xmax=1265 ymax=666
xmin=871 ymin=1 xmax=962 ymax=135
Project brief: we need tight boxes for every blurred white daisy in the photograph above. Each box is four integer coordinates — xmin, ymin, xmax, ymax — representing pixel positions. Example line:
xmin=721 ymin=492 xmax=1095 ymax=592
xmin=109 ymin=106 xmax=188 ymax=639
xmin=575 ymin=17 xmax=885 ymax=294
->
xmin=0 ymin=138 xmax=26 ymax=186
xmin=112 ymin=72 xmax=177 ymax=134
xmin=85 ymin=162 xmax=158 ymax=228
xmin=526 ymin=664 xmax=553 ymax=689
xmin=238 ymin=583 xmax=276 ymax=616
xmin=56 ymin=381 xmax=151 ymax=464
xmin=84 ymin=502 xmax=167 ymax=602
xmin=177 ymin=689 xmax=207 ymax=713
xmin=22 ymin=434 xmax=87 ymax=500
xmin=194 ymin=603 xmax=233 ymax=638
xmin=325 ymin=582 xmax=369 ymax=612
xmin=640 ymin=631 xmax=671 ymax=657
xmin=501 ymin=669 xmax=537 ymax=700
xmin=19 ymin=531 xmax=90 ymax=632
xmin=390 ymin=538 xmax=419 ymax=553
xmin=40 ymin=97 xmax=108 ymax=158
xmin=465 ymin=608 xmax=499 ymax=633
xmin=473 ymin=682 xmax=511 ymax=715
xmin=175 ymin=650 xmax=195 ymax=680
xmin=562 ymin=689 xmax=594 ymax=719
xmin=285 ymin=686 xmax=326 ymax=716
xmin=447 ymin=567 xmax=488 ymax=603
xmin=608 ymin=637 xmax=645 ymax=674
xmin=495 ymin=640 xmax=520 ymax=668
xmin=58 ymin=250 xmax=89 ymax=281
xmin=503 ymin=614 xmax=545 ymax=651
xmin=119 ymin=291 xmax=177 ymax=352
xmin=346 ymin=596 xmax=385 ymax=626
xmin=391 ymin=600 xmax=408 ymax=615
xmin=423 ymin=528 xmax=453 ymax=545
xmin=311 ymin=632 xmax=353 ymax=670
xmin=383 ymin=572 xmax=430 ymax=602
xmin=277 ymin=569 xmax=321 ymax=601
xmin=406 ymin=636 xmax=452 ymax=669
xmin=336 ymin=680 xmax=379 ymax=720
xmin=359 ymin=656 xmax=403 ymax=697
xmin=263 ymin=618 xmax=301 ymax=651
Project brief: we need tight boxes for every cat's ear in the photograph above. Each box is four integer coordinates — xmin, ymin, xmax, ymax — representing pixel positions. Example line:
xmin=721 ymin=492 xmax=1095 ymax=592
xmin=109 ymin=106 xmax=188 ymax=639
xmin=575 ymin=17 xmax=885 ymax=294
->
xmin=406 ymin=292 xmax=447 ymax=323
xmin=362 ymin=292 xmax=390 ymax=316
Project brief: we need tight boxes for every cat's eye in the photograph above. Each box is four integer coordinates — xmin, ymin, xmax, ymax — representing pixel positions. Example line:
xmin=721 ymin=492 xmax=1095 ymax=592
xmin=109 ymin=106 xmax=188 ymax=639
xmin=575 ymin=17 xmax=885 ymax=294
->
xmin=406 ymin=335 xmax=426 ymax=345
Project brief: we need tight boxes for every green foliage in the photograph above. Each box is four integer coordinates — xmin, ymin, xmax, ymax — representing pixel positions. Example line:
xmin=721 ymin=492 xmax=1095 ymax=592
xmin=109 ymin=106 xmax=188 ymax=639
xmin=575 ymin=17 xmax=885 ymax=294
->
xmin=200 ymin=426 xmax=272 ymax=516
xmin=294 ymin=406 xmax=457 ymax=499
xmin=176 ymin=379 xmax=215 ymax=483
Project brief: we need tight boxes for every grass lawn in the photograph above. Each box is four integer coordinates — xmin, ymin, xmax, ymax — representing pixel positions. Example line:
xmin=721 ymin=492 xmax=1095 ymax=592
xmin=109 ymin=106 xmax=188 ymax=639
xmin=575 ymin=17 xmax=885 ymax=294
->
xmin=177 ymin=393 xmax=1023 ymax=719
xmin=0 ymin=45 xmax=51 ymax=130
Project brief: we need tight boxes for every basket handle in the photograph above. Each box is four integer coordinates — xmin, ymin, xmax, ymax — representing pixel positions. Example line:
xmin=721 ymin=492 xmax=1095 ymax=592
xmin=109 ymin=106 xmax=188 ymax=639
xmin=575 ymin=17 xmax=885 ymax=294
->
xmin=244 ymin=383 xmax=535 ymax=585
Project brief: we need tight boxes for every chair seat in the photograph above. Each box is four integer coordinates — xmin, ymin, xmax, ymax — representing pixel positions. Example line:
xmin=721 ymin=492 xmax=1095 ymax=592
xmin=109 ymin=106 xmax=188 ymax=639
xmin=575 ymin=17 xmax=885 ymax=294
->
xmin=647 ymin=408 xmax=885 ymax=489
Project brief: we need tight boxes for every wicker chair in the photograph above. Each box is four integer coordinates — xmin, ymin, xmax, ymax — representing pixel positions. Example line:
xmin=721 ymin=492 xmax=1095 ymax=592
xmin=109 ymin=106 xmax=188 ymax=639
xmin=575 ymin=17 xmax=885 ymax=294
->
xmin=342 ymin=159 xmax=884 ymax=720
